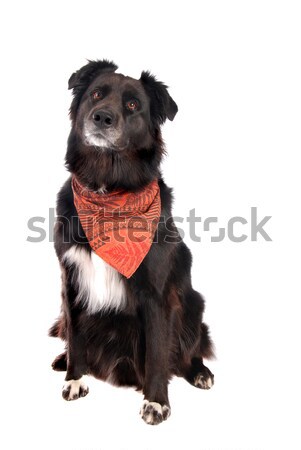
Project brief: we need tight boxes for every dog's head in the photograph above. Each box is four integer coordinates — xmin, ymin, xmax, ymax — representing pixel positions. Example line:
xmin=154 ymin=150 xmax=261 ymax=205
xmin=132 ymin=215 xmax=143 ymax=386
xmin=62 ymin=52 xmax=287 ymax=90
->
xmin=68 ymin=59 xmax=177 ymax=151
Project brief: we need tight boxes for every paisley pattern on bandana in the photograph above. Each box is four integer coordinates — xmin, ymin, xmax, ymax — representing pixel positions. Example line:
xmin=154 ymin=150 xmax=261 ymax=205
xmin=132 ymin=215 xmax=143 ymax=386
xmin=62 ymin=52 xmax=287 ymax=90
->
xmin=72 ymin=176 xmax=161 ymax=278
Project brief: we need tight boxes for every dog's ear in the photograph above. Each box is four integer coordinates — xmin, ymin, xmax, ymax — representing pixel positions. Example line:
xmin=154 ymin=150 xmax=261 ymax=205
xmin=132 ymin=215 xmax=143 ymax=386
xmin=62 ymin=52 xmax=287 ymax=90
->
xmin=68 ymin=59 xmax=118 ymax=90
xmin=140 ymin=71 xmax=178 ymax=124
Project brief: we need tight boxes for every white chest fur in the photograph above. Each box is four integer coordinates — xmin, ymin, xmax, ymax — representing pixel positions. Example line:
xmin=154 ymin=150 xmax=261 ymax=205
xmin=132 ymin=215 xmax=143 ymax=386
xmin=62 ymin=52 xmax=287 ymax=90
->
xmin=62 ymin=246 xmax=127 ymax=314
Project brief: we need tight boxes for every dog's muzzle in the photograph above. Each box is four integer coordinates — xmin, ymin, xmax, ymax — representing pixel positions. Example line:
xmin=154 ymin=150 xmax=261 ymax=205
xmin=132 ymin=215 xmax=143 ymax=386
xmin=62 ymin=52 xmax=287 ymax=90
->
xmin=92 ymin=109 xmax=116 ymax=129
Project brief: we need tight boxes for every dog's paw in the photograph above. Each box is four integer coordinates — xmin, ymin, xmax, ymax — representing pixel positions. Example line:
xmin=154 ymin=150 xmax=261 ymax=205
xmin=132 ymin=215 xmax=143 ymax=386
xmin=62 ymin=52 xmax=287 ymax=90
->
xmin=140 ymin=400 xmax=171 ymax=425
xmin=194 ymin=367 xmax=214 ymax=390
xmin=62 ymin=377 xmax=89 ymax=401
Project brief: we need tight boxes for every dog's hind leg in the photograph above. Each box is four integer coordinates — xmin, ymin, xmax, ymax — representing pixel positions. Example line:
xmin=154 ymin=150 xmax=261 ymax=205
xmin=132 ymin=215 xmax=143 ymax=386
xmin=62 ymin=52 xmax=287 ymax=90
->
xmin=184 ymin=323 xmax=215 ymax=389
xmin=52 ymin=352 xmax=67 ymax=371
xmin=49 ymin=317 xmax=68 ymax=371
xmin=184 ymin=356 xmax=214 ymax=389
xmin=178 ymin=283 xmax=215 ymax=390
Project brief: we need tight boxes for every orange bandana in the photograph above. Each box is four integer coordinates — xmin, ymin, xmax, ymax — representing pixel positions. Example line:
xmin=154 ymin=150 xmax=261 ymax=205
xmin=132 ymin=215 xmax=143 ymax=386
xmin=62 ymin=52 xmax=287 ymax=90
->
xmin=72 ymin=176 xmax=161 ymax=278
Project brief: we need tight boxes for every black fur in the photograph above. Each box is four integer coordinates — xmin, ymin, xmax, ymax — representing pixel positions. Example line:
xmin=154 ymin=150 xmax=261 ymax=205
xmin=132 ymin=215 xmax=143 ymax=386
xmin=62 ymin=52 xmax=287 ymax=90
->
xmin=50 ymin=60 xmax=214 ymax=424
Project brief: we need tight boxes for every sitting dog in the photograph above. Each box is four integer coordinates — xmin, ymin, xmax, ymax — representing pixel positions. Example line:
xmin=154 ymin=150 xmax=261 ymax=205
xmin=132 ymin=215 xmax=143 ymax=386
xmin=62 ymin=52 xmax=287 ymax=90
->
xmin=50 ymin=59 xmax=214 ymax=425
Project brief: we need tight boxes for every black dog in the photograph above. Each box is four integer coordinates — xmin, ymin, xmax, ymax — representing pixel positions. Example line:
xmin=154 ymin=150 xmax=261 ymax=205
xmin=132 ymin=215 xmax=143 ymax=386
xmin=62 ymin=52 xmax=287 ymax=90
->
xmin=50 ymin=59 xmax=214 ymax=425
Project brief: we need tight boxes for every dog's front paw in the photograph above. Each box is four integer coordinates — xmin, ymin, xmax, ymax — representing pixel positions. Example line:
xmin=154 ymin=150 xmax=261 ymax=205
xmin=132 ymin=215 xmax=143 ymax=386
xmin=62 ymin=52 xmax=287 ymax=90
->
xmin=140 ymin=400 xmax=171 ymax=425
xmin=62 ymin=377 xmax=89 ymax=401
xmin=194 ymin=366 xmax=214 ymax=390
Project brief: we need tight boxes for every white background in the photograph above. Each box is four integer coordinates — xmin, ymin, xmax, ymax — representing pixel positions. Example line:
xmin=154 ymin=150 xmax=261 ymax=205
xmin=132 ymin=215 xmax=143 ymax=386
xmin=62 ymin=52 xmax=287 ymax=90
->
xmin=1 ymin=1 xmax=301 ymax=449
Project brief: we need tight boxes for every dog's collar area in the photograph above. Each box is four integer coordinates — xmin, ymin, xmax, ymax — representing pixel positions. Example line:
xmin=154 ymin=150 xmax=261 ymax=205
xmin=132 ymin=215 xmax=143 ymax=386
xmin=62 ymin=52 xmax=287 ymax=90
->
xmin=71 ymin=176 xmax=161 ymax=278
xmin=97 ymin=184 xmax=107 ymax=194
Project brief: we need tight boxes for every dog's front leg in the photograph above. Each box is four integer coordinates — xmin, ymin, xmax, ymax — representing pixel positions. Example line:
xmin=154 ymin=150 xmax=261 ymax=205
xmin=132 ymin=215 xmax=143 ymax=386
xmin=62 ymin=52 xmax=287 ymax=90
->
xmin=140 ymin=290 xmax=171 ymax=425
xmin=61 ymin=262 xmax=89 ymax=401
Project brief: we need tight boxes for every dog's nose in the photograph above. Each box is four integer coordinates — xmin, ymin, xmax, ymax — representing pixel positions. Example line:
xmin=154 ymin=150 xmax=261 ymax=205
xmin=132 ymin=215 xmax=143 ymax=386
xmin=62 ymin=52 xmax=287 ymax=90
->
xmin=92 ymin=110 xmax=115 ymax=128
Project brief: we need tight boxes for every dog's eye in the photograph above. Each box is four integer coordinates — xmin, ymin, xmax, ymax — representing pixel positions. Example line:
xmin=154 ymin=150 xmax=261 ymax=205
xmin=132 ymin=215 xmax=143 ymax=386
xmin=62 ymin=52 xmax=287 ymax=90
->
xmin=91 ymin=89 xmax=103 ymax=101
xmin=126 ymin=99 xmax=139 ymax=111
